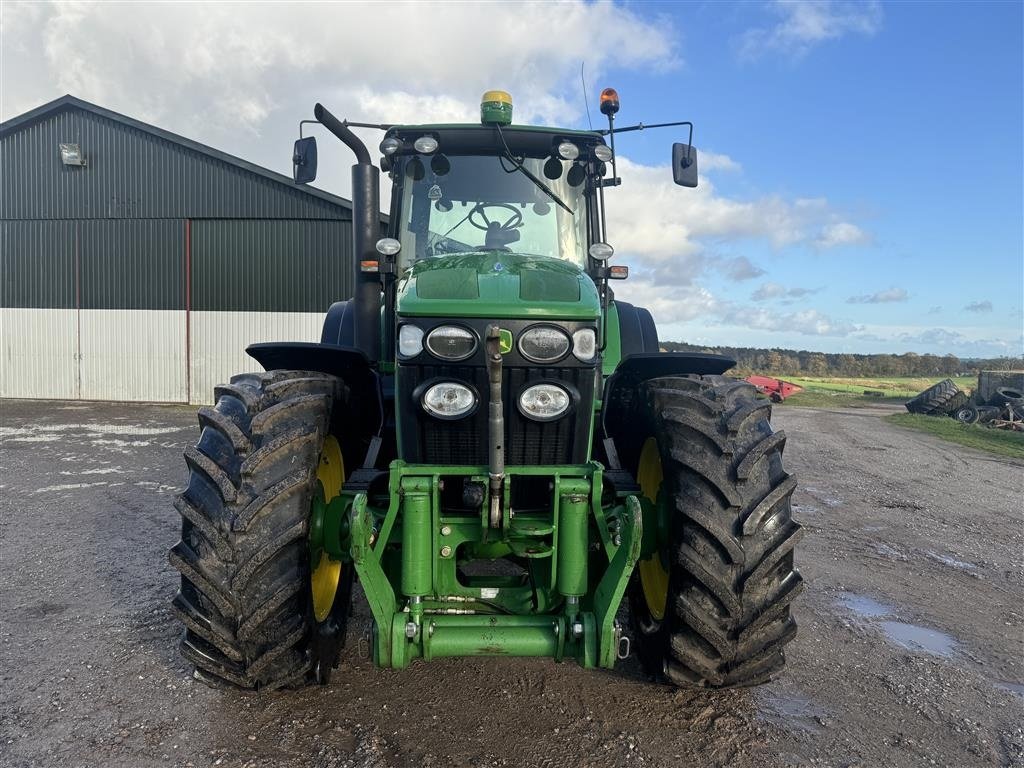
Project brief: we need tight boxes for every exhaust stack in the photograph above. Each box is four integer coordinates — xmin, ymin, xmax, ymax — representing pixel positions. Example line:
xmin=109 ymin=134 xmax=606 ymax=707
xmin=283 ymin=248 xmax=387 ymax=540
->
xmin=314 ymin=103 xmax=380 ymax=363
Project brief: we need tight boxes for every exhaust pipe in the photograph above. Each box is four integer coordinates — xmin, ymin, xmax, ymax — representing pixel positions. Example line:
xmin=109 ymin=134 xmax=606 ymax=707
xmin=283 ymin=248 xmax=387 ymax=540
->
xmin=314 ymin=103 xmax=380 ymax=363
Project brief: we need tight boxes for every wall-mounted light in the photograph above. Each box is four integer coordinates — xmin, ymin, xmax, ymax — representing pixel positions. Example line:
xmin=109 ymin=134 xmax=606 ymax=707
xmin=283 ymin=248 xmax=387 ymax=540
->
xmin=59 ymin=143 xmax=86 ymax=166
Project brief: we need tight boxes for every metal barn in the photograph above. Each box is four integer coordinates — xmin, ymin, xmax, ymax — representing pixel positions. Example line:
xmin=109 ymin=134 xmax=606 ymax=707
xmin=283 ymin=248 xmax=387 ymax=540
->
xmin=0 ymin=95 xmax=355 ymax=404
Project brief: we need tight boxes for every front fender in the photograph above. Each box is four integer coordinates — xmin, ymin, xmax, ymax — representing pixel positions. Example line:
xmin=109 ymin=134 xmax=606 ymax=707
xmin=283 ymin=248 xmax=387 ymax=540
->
xmin=246 ymin=341 xmax=383 ymax=436
xmin=601 ymin=352 xmax=735 ymax=446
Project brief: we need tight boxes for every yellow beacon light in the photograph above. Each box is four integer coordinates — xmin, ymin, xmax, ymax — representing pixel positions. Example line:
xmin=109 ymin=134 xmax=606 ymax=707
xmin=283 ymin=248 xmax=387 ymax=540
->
xmin=481 ymin=90 xmax=513 ymax=125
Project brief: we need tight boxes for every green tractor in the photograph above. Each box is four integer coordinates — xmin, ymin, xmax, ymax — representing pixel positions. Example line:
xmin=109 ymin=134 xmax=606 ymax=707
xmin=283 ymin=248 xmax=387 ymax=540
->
xmin=169 ymin=89 xmax=802 ymax=690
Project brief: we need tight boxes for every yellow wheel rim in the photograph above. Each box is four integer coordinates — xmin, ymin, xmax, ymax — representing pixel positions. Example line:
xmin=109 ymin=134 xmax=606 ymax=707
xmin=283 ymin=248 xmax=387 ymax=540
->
xmin=637 ymin=437 xmax=669 ymax=621
xmin=311 ymin=435 xmax=344 ymax=623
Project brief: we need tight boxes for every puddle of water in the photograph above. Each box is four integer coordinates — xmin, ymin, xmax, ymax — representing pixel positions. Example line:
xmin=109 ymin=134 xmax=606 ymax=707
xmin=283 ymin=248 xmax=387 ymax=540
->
xmin=924 ymin=550 xmax=976 ymax=571
xmin=802 ymin=486 xmax=842 ymax=507
xmin=996 ymin=681 xmax=1024 ymax=697
xmin=879 ymin=621 xmax=957 ymax=657
xmin=837 ymin=593 xmax=959 ymax=658
xmin=874 ymin=543 xmax=909 ymax=561
xmin=839 ymin=592 xmax=893 ymax=618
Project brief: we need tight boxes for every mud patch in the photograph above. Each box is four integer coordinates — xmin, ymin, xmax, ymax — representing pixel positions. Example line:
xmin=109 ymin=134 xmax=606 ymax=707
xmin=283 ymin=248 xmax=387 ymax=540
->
xmin=758 ymin=689 xmax=828 ymax=735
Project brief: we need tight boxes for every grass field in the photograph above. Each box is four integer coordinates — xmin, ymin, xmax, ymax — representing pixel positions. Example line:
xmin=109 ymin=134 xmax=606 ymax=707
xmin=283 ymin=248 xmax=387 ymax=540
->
xmin=775 ymin=375 xmax=976 ymax=408
xmin=886 ymin=413 xmax=1024 ymax=460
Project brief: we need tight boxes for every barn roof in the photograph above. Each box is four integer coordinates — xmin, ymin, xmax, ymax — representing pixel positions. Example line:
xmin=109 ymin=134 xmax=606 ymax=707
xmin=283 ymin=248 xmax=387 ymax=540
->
xmin=0 ymin=94 xmax=351 ymax=211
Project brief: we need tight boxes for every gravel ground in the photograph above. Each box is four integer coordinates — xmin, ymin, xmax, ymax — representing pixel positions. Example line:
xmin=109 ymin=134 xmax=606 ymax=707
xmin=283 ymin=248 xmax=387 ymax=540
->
xmin=1 ymin=398 xmax=1022 ymax=768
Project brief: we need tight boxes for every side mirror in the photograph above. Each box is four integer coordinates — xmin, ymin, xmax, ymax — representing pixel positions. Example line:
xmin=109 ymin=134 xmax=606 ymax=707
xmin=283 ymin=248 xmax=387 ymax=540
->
xmin=293 ymin=136 xmax=318 ymax=184
xmin=672 ymin=143 xmax=698 ymax=188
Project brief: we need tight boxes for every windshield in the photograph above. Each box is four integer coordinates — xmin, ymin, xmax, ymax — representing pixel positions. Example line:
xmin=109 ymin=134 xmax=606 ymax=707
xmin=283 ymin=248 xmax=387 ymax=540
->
xmin=397 ymin=154 xmax=588 ymax=269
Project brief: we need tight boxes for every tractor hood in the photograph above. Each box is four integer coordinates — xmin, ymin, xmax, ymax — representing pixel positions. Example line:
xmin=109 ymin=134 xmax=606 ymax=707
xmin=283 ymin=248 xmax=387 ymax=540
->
xmin=396 ymin=252 xmax=600 ymax=320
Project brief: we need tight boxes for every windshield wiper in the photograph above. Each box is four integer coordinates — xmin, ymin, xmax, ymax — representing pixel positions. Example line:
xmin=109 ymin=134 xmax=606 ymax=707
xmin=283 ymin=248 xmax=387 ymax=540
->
xmin=495 ymin=124 xmax=574 ymax=216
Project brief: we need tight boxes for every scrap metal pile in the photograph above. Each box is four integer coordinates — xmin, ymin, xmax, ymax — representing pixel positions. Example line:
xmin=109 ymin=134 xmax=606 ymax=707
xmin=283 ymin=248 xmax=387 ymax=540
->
xmin=905 ymin=371 xmax=1024 ymax=430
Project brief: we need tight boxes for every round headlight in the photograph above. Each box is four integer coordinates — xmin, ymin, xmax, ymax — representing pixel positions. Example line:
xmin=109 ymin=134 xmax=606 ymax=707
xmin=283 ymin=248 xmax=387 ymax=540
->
xmin=572 ymin=328 xmax=597 ymax=361
xmin=413 ymin=135 xmax=439 ymax=154
xmin=398 ymin=324 xmax=424 ymax=358
xmin=519 ymin=326 xmax=571 ymax=363
xmin=380 ymin=136 xmax=401 ymax=155
xmin=375 ymin=237 xmax=401 ymax=257
xmin=557 ymin=141 xmax=580 ymax=160
xmin=426 ymin=325 xmax=477 ymax=361
xmin=518 ymin=383 xmax=571 ymax=422
xmin=588 ymin=242 xmax=614 ymax=261
xmin=594 ymin=144 xmax=613 ymax=162
xmin=423 ymin=382 xmax=476 ymax=419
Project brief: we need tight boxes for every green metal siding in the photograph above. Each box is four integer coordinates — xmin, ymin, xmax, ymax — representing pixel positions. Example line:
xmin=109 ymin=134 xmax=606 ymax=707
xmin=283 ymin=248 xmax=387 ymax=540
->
xmin=191 ymin=219 xmax=353 ymax=312
xmin=0 ymin=107 xmax=348 ymax=221
xmin=0 ymin=220 xmax=76 ymax=309
xmin=79 ymin=219 xmax=185 ymax=310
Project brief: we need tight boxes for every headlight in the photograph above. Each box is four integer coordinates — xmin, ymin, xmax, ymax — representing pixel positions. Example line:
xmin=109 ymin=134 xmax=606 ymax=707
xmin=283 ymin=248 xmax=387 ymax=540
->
xmin=518 ymin=326 xmax=571 ymax=363
xmin=572 ymin=328 xmax=597 ymax=361
xmin=426 ymin=325 xmax=477 ymax=361
xmin=557 ymin=141 xmax=579 ymax=160
xmin=518 ymin=383 xmax=571 ymax=422
xmin=398 ymin=324 xmax=424 ymax=358
xmin=422 ymin=382 xmax=477 ymax=419
xmin=594 ymin=144 xmax=613 ymax=162
xmin=413 ymin=135 xmax=438 ymax=154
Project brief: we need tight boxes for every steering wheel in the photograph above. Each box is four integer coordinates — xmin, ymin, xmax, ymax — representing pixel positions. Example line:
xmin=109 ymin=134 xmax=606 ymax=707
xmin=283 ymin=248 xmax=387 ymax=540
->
xmin=468 ymin=203 xmax=523 ymax=233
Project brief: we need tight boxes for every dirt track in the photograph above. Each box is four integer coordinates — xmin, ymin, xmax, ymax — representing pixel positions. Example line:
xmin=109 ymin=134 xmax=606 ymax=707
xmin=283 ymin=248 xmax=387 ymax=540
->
xmin=1 ymin=399 xmax=1022 ymax=768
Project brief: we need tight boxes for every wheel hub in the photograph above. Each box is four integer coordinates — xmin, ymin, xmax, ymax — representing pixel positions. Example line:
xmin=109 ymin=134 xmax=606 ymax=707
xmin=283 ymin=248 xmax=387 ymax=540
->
xmin=636 ymin=437 xmax=669 ymax=621
xmin=311 ymin=435 xmax=345 ymax=623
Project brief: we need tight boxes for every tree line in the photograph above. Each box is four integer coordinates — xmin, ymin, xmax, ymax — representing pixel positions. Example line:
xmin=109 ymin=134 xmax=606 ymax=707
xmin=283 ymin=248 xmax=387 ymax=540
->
xmin=660 ymin=341 xmax=1024 ymax=378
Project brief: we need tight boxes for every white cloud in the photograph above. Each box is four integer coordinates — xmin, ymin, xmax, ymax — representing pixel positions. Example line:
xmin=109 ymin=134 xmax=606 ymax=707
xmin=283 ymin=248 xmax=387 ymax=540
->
xmin=701 ymin=151 xmax=742 ymax=173
xmin=604 ymin=157 xmax=867 ymax=281
xmin=846 ymin=287 xmax=909 ymax=304
xmin=814 ymin=221 xmax=871 ymax=248
xmin=738 ymin=0 xmax=883 ymax=61
xmin=723 ymin=305 xmax=860 ymax=336
xmin=1 ymin=0 xmax=679 ymax=130
xmin=964 ymin=300 xmax=993 ymax=313
xmin=751 ymin=282 xmax=820 ymax=301
xmin=715 ymin=255 xmax=765 ymax=281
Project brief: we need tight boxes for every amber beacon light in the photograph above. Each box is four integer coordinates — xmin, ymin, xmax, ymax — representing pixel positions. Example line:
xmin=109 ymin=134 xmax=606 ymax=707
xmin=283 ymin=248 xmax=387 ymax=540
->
xmin=599 ymin=88 xmax=620 ymax=116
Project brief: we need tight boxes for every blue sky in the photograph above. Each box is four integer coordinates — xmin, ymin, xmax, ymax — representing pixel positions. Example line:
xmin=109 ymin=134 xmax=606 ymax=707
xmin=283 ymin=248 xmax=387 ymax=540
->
xmin=2 ymin=0 xmax=1021 ymax=357
xmin=598 ymin=1 xmax=1023 ymax=357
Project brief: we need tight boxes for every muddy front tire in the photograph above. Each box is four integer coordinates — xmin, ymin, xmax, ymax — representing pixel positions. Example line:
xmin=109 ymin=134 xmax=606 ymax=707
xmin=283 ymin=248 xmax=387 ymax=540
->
xmin=169 ymin=370 xmax=352 ymax=690
xmin=626 ymin=375 xmax=803 ymax=688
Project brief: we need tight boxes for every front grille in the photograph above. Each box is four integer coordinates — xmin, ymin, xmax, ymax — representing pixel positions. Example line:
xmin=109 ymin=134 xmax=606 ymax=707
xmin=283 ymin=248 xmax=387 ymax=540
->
xmin=399 ymin=363 xmax=595 ymax=465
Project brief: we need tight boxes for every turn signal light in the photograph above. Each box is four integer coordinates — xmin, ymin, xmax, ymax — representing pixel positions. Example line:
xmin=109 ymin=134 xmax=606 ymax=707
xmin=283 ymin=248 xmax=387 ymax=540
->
xmin=609 ymin=265 xmax=629 ymax=279
xmin=360 ymin=260 xmax=379 ymax=273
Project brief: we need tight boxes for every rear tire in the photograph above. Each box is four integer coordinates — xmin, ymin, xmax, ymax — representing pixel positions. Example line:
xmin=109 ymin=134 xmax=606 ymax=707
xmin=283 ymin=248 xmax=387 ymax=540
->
xmin=905 ymin=379 xmax=960 ymax=414
xmin=938 ymin=390 xmax=970 ymax=415
xmin=991 ymin=387 xmax=1024 ymax=408
xmin=626 ymin=375 xmax=803 ymax=688
xmin=169 ymin=370 xmax=352 ymax=690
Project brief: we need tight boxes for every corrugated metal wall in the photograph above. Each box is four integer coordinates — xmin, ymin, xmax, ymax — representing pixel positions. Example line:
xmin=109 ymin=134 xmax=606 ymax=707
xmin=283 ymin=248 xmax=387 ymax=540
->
xmin=0 ymin=101 xmax=356 ymax=404
xmin=0 ymin=107 xmax=345 ymax=220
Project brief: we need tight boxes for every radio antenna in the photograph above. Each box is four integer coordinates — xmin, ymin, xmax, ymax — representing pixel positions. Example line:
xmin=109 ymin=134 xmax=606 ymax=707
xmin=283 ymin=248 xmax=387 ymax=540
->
xmin=580 ymin=62 xmax=593 ymax=130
